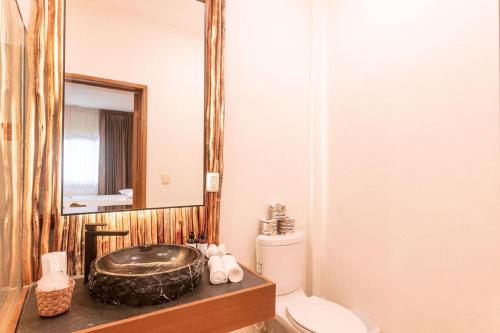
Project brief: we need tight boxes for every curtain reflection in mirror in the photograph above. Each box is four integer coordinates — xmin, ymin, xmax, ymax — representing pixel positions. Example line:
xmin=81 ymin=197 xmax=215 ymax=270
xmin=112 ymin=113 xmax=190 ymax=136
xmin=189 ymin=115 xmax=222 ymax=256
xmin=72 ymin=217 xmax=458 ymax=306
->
xmin=98 ymin=110 xmax=133 ymax=196
xmin=63 ymin=106 xmax=100 ymax=196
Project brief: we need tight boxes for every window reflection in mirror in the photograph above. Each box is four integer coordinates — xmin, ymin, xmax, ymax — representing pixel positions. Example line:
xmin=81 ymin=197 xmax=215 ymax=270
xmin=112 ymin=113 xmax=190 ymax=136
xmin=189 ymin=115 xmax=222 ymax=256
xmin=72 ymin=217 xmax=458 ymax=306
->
xmin=62 ymin=0 xmax=205 ymax=215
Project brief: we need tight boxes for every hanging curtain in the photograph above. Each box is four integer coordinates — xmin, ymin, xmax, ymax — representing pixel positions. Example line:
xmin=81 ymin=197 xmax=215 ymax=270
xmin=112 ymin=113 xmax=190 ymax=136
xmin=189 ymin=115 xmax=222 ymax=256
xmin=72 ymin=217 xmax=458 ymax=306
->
xmin=63 ymin=106 xmax=100 ymax=196
xmin=98 ymin=110 xmax=133 ymax=195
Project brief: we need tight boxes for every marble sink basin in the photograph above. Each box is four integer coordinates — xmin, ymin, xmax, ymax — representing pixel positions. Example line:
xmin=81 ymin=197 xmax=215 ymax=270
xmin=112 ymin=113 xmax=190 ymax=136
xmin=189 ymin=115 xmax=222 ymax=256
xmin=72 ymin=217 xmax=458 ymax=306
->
xmin=88 ymin=244 xmax=204 ymax=306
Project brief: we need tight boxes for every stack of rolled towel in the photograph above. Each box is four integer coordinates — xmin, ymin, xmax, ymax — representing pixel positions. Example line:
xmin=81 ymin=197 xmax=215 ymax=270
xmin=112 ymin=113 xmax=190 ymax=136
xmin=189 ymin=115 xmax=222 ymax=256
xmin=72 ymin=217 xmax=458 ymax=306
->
xmin=206 ymin=243 xmax=226 ymax=258
xmin=206 ymin=244 xmax=244 ymax=285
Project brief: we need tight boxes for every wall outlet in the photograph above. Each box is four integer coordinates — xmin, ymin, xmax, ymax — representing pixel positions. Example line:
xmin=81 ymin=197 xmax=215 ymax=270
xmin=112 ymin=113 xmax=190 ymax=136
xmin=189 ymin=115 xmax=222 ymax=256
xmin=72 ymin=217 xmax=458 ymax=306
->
xmin=161 ymin=172 xmax=171 ymax=185
xmin=206 ymin=172 xmax=219 ymax=192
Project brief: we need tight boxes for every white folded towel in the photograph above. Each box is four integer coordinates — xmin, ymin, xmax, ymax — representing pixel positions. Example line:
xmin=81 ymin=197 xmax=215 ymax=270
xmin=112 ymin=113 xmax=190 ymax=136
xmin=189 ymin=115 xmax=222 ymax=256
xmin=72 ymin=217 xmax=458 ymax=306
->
xmin=217 ymin=243 xmax=227 ymax=256
xmin=37 ymin=272 xmax=70 ymax=292
xmin=41 ymin=251 xmax=67 ymax=276
xmin=222 ymin=255 xmax=244 ymax=283
xmin=206 ymin=244 xmax=219 ymax=258
xmin=208 ymin=256 xmax=228 ymax=284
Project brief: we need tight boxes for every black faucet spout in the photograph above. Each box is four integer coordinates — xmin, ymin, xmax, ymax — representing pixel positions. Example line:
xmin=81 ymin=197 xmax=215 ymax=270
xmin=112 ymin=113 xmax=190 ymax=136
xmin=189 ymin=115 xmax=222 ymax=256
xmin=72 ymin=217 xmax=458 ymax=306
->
xmin=86 ymin=230 xmax=129 ymax=237
xmin=84 ymin=223 xmax=129 ymax=284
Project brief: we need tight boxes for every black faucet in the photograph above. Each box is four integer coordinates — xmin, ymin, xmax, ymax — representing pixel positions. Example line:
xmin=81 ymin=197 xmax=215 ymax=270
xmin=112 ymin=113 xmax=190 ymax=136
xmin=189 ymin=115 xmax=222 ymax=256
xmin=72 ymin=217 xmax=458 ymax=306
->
xmin=84 ymin=223 xmax=129 ymax=284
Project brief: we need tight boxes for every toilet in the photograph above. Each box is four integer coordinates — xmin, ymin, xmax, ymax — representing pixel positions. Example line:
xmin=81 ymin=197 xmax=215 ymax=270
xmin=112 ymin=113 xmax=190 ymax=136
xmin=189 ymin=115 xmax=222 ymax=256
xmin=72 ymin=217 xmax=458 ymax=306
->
xmin=256 ymin=231 xmax=378 ymax=333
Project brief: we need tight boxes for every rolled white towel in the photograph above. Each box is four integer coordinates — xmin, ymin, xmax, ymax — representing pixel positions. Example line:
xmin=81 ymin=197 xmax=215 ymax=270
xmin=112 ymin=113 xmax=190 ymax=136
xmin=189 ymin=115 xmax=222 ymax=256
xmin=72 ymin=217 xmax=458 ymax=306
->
xmin=222 ymin=255 xmax=244 ymax=283
xmin=217 ymin=243 xmax=227 ymax=256
xmin=206 ymin=244 xmax=219 ymax=258
xmin=208 ymin=256 xmax=228 ymax=284
xmin=37 ymin=272 xmax=69 ymax=292
xmin=41 ymin=251 xmax=67 ymax=276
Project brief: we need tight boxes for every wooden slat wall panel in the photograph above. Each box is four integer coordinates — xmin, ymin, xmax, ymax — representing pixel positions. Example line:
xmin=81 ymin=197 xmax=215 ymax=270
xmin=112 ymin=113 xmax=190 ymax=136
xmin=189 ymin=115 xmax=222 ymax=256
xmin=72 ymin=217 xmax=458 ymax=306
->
xmin=22 ymin=0 xmax=65 ymax=283
xmin=157 ymin=210 xmax=164 ymax=244
xmin=204 ymin=0 xmax=225 ymax=246
xmin=22 ymin=0 xmax=225 ymax=281
xmin=0 ymin=0 xmax=26 ymax=329
xmin=51 ymin=208 xmax=206 ymax=275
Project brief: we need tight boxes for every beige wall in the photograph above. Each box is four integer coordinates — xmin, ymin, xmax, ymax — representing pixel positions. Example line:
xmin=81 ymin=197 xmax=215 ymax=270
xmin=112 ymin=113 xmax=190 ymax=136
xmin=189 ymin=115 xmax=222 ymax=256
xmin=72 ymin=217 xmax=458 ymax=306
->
xmin=322 ymin=0 xmax=500 ymax=332
xmin=220 ymin=0 xmax=312 ymax=268
xmin=66 ymin=0 xmax=205 ymax=207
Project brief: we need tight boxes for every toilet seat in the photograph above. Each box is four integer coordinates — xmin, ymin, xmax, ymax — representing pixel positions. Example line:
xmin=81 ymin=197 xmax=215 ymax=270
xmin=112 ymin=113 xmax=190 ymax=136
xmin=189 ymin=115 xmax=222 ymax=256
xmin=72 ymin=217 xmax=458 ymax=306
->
xmin=286 ymin=296 xmax=367 ymax=333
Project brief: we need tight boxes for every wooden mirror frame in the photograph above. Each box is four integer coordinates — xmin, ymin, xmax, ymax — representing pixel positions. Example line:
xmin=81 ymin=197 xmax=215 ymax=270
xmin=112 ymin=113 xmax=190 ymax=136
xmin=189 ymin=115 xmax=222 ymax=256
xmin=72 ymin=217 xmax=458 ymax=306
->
xmin=22 ymin=0 xmax=225 ymax=283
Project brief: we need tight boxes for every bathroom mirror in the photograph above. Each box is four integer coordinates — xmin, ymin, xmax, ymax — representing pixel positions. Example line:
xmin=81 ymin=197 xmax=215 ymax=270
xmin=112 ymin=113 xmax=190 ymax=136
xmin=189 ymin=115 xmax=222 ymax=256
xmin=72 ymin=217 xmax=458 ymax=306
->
xmin=62 ymin=0 xmax=205 ymax=215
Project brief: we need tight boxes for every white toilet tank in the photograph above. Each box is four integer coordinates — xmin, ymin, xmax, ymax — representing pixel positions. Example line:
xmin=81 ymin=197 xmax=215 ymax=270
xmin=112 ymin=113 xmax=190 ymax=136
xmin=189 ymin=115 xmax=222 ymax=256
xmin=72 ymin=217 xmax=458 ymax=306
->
xmin=256 ymin=231 xmax=305 ymax=295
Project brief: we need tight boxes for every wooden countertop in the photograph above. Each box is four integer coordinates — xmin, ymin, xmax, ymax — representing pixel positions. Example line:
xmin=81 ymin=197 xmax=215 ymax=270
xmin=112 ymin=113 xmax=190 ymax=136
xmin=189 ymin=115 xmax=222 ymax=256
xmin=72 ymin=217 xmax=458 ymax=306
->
xmin=15 ymin=264 xmax=275 ymax=333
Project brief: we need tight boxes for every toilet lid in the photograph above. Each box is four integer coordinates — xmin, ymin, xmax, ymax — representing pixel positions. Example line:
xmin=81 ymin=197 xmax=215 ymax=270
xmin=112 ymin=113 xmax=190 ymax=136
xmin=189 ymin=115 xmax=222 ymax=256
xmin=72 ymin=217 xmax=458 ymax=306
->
xmin=286 ymin=296 xmax=367 ymax=333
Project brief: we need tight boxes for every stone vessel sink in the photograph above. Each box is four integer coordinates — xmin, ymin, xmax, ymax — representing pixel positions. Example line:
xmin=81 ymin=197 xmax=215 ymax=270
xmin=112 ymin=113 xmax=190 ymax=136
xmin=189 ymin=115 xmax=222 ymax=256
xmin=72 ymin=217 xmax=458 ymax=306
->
xmin=88 ymin=244 xmax=204 ymax=306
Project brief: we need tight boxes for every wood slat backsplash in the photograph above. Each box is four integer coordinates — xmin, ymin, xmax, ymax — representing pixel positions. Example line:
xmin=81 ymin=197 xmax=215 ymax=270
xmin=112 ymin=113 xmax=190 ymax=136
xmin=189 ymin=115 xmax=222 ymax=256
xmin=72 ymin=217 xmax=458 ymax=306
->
xmin=60 ymin=207 xmax=207 ymax=276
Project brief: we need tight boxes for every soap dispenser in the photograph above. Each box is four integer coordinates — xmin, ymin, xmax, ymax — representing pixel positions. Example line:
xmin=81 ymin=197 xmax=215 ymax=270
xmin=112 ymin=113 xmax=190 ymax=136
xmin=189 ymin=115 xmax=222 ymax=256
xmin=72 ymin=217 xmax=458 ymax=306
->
xmin=197 ymin=233 xmax=208 ymax=256
xmin=186 ymin=231 xmax=197 ymax=248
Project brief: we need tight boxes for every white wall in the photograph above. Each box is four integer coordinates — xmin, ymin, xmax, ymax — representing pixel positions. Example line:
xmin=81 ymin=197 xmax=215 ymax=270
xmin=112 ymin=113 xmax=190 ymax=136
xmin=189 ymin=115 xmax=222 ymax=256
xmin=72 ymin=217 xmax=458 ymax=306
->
xmin=220 ymin=0 xmax=312 ymax=270
xmin=322 ymin=0 xmax=500 ymax=332
xmin=66 ymin=0 xmax=205 ymax=207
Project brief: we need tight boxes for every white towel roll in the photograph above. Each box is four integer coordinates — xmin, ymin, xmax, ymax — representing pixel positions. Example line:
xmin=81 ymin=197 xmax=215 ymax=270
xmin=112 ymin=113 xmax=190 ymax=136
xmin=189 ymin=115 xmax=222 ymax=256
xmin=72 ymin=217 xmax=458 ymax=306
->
xmin=41 ymin=251 xmax=67 ymax=276
xmin=208 ymin=256 xmax=228 ymax=284
xmin=222 ymin=255 xmax=244 ymax=283
xmin=217 ymin=243 xmax=227 ymax=256
xmin=37 ymin=272 xmax=69 ymax=292
xmin=206 ymin=244 xmax=219 ymax=258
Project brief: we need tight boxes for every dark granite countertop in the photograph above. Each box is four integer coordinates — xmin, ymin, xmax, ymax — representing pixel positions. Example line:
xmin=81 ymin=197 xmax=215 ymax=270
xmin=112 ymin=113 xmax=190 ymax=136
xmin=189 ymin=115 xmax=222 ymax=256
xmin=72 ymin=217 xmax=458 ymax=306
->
xmin=16 ymin=265 xmax=268 ymax=333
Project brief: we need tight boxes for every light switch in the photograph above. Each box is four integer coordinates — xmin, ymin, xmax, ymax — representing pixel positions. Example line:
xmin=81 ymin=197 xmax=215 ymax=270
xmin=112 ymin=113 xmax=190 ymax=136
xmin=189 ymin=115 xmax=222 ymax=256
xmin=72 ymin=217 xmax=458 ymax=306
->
xmin=206 ymin=172 xmax=219 ymax=192
xmin=161 ymin=172 xmax=171 ymax=185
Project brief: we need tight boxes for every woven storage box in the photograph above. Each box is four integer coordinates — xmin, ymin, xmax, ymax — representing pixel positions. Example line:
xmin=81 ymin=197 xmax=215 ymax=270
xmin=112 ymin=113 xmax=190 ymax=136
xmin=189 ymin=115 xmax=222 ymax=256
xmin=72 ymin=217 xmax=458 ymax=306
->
xmin=35 ymin=278 xmax=75 ymax=317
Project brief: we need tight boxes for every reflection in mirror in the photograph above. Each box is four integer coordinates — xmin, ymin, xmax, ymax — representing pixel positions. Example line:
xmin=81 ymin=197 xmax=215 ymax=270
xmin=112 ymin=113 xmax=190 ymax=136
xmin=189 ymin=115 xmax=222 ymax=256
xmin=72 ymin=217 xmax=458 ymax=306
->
xmin=0 ymin=0 xmax=24 ymax=327
xmin=62 ymin=0 xmax=205 ymax=215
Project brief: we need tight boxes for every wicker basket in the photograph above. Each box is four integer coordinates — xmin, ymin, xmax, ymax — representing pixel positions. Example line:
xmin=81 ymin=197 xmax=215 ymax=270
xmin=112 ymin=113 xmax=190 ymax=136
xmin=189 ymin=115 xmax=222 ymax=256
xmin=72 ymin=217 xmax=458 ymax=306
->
xmin=35 ymin=278 xmax=75 ymax=317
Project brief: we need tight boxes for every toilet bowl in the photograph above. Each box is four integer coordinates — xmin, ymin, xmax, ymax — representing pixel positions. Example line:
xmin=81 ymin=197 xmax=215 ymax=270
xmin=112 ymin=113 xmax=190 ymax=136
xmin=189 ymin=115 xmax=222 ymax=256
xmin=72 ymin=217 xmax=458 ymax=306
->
xmin=275 ymin=289 xmax=367 ymax=333
xmin=257 ymin=231 xmax=379 ymax=333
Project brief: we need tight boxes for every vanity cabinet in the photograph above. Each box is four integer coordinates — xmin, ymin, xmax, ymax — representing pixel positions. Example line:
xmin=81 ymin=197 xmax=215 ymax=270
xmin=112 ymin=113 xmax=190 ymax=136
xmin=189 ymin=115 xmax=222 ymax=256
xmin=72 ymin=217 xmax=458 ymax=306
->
xmin=16 ymin=265 xmax=276 ymax=333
